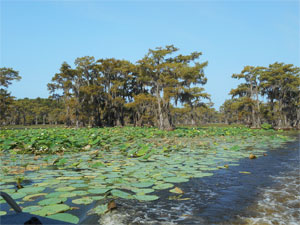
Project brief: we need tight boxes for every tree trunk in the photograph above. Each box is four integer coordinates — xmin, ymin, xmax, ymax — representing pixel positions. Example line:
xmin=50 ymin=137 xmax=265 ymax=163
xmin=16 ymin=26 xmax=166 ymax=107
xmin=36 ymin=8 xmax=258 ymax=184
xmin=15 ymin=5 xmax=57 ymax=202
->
xmin=255 ymin=92 xmax=261 ymax=128
xmin=23 ymin=114 xmax=26 ymax=126
xmin=155 ymin=86 xmax=174 ymax=130
xmin=296 ymin=108 xmax=300 ymax=129
xmin=251 ymin=107 xmax=257 ymax=128
xmin=43 ymin=115 xmax=46 ymax=125
xmin=277 ymin=99 xmax=286 ymax=129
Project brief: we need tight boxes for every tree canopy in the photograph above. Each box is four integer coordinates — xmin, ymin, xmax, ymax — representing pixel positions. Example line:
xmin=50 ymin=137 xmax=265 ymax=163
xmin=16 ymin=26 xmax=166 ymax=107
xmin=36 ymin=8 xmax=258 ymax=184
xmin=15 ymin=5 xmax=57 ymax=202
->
xmin=1 ymin=49 xmax=299 ymax=130
xmin=224 ymin=62 xmax=300 ymax=129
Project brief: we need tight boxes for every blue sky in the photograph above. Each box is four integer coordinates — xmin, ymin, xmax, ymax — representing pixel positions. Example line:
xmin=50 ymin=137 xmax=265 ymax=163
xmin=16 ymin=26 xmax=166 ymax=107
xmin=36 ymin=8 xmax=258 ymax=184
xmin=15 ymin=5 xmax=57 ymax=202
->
xmin=1 ymin=0 xmax=299 ymax=109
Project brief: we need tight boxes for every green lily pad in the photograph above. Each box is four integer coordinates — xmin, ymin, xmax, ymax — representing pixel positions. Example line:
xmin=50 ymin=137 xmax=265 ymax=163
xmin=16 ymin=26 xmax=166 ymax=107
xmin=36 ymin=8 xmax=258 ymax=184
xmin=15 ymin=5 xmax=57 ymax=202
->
xmin=60 ymin=192 xmax=77 ymax=198
xmin=45 ymin=192 xmax=65 ymax=198
xmin=91 ymin=195 xmax=105 ymax=201
xmin=131 ymin=182 xmax=154 ymax=188
xmin=0 ymin=211 xmax=7 ymax=216
xmin=47 ymin=213 xmax=79 ymax=224
xmin=72 ymin=197 xmax=93 ymax=205
xmin=73 ymin=190 xmax=88 ymax=196
xmin=134 ymin=194 xmax=159 ymax=201
xmin=1 ymin=189 xmax=15 ymax=194
xmin=153 ymin=183 xmax=174 ymax=190
xmin=88 ymin=188 xmax=110 ymax=194
xmin=194 ymin=172 xmax=213 ymax=178
xmin=55 ymin=186 xmax=75 ymax=192
xmin=18 ymin=187 xmax=45 ymax=194
xmin=38 ymin=197 xmax=67 ymax=206
xmin=111 ymin=190 xmax=133 ymax=199
xmin=31 ymin=204 xmax=70 ymax=216
xmin=10 ymin=192 xmax=27 ymax=200
xmin=132 ymin=188 xmax=154 ymax=194
xmin=22 ymin=205 xmax=43 ymax=213
xmin=23 ymin=193 xmax=47 ymax=201
xmin=72 ymin=183 xmax=88 ymax=188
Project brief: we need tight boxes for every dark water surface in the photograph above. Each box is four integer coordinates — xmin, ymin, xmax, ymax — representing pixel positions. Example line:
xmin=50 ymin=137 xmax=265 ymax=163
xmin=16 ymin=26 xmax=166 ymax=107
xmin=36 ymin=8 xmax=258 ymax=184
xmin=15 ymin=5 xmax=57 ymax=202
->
xmin=88 ymin=135 xmax=299 ymax=225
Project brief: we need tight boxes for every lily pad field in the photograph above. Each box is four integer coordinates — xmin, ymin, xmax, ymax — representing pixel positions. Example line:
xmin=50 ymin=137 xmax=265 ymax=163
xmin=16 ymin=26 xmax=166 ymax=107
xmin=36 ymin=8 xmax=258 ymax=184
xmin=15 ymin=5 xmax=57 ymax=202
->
xmin=0 ymin=127 xmax=295 ymax=224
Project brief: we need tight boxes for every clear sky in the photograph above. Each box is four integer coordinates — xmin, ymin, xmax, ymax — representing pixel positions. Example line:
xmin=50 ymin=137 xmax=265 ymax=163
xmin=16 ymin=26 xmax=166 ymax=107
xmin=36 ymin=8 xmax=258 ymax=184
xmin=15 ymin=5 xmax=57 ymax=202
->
xmin=1 ymin=0 xmax=299 ymax=109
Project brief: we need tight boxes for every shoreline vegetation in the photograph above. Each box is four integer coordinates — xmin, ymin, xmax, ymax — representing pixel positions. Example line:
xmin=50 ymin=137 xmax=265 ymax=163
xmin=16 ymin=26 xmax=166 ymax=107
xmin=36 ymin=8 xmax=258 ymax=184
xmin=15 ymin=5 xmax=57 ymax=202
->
xmin=0 ymin=126 xmax=295 ymax=155
xmin=1 ymin=46 xmax=299 ymax=130
xmin=1 ymin=123 xmax=298 ymax=131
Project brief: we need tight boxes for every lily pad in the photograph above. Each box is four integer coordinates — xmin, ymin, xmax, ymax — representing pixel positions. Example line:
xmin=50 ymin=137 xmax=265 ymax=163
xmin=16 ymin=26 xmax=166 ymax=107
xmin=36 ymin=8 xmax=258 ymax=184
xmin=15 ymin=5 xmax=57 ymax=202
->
xmin=31 ymin=204 xmax=70 ymax=216
xmin=153 ymin=183 xmax=174 ymax=190
xmin=131 ymin=182 xmax=154 ymax=188
xmin=1 ymin=189 xmax=15 ymax=194
xmin=23 ymin=193 xmax=46 ymax=201
xmin=72 ymin=183 xmax=88 ymax=188
xmin=18 ymin=187 xmax=45 ymax=194
xmin=91 ymin=195 xmax=105 ymax=201
xmin=88 ymin=188 xmax=110 ymax=194
xmin=73 ymin=190 xmax=89 ymax=196
xmin=72 ymin=197 xmax=93 ymax=205
xmin=38 ymin=197 xmax=67 ymax=206
xmin=55 ymin=186 xmax=75 ymax=192
xmin=10 ymin=192 xmax=27 ymax=200
xmin=132 ymin=188 xmax=154 ymax=194
xmin=111 ymin=190 xmax=133 ymax=199
xmin=0 ymin=211 xmax=7 ymax=216
xmin=22 ymin=205 xmax=43 ymax=213
xmin=194 ymin=172 xmax=213 ymax=178
xmin=45 ymin=192 xmax=65 ymax=198
xmin=60 ymin=192 xmax=77 ymax=198
xmin=134 ymin=194 xmax=159 ymax=201
xmin=47 ymin=213 xmax=79 ymax=224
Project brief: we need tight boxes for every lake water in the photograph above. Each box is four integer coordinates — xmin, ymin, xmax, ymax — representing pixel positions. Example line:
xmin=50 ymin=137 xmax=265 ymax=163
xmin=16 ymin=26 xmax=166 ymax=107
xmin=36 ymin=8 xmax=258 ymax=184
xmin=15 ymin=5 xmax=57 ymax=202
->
xmin=92 ymin=135 xmax=299 ymax=225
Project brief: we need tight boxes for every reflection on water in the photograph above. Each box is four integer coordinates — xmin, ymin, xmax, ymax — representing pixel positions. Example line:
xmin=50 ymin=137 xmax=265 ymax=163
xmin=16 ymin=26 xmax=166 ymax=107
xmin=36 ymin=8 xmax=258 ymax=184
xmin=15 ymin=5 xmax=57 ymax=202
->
xmin=97 ymin=137 xmax=299 ymax=225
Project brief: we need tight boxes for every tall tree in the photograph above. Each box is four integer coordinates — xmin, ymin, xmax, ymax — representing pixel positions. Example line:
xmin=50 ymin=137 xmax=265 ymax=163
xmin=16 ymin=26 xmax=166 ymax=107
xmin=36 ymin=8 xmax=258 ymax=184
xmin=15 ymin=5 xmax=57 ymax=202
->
xmin=231 ymin=66 xmax=264 ymax=128
xmin=0 ymin=68 xmax=21 ymax=124
xmin=260 ymin=62 xmax=300 ymax=128
xmin=96 ymin=58 xmax=136 ymax=126
xmin=138 ymin=45 xmax=208 ymax=130
xmin=48 ymin=62 xmax=76 ymax=126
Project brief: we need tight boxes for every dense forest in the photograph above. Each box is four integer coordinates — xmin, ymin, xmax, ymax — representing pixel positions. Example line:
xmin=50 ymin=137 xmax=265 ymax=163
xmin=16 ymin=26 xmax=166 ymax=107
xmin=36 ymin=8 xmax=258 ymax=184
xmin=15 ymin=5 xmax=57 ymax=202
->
xmin=1 ymin=46 xmax=299 ymax=130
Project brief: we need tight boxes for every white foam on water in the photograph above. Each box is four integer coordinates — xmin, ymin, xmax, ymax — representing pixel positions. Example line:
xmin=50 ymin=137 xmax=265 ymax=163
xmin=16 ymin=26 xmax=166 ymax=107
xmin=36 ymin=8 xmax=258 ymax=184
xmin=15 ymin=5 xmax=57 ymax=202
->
xmin=99 ymin=211 xmax=128 ymax=225
xmin=240 ymin=165 xmax=300 ymax=225
xmin=98 ymin=208 xmax=177 ymax=225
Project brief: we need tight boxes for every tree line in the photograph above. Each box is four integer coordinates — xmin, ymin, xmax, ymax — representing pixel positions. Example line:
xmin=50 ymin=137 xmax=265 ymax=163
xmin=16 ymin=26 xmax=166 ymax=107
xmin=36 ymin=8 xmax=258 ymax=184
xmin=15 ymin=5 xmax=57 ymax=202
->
xmin=1 ymin=46 xmax=299 ymax=130
xmin=220 ymin=63 xmax=300 ymax=129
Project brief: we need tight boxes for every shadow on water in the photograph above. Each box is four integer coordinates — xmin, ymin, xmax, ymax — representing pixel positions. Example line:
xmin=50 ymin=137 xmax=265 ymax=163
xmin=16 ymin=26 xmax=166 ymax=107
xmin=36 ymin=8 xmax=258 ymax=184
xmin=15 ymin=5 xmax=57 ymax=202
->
xmin=92 ymin=135 xmax=299 ymax=225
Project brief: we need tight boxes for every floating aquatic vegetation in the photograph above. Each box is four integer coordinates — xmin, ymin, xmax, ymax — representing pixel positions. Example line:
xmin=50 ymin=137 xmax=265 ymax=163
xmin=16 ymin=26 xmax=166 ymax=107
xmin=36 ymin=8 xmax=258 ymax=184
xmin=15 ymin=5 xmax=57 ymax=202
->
xmin=38 ymin=197 xmax=67 ymax=206
xmin=0 ymin=127 xmax=294 ymax=220
xmin=46 ymin=213 xmax=79 ymax=224
xmin=134 ymin=194 xmax=159 ymax=201
xmin=31 ymin=204 xmax=70 ymax=216
xmin=72 ymin=197 xmax=93 ymax=205
xmin=0 ymin=211 xmax=7 ymax=216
